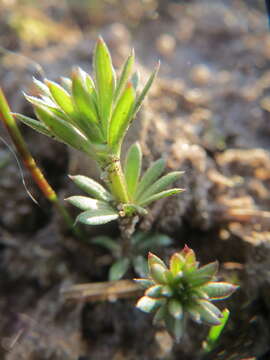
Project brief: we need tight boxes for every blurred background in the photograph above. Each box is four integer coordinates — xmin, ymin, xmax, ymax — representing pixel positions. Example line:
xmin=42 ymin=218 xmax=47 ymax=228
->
xmin=1 ymin=1 xmax=270 ymax=359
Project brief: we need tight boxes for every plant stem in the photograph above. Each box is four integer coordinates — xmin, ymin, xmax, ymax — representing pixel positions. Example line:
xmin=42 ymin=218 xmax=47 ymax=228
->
xmin=0 ymin=87 xmax=81 ymax=237
xmin=118 ymin=215 xmax=139 ymax=258
xmin=107 ymin=156 xmax=129 ymax=203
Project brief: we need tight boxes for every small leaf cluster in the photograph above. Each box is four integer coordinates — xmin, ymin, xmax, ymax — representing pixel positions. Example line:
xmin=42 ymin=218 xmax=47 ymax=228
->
xmin=92 ymin=231 xmax=173 ymax=280
xmin=15 ymin=37 xmax=157 ymax=162
xmin=15 ymin=37 xmax=183 ymax=223
xmin=66 ymin=143 xmax=183 ymax=225
xmin=135 ymin=246 xmax=238 ymax=342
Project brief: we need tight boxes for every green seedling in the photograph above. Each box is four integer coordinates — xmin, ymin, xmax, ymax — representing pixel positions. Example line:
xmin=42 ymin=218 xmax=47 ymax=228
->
xmin=15 ymin=37 xmax=184 ymax=227
xmin=202 ymin=308 xmax=230 ymax=352
xmin=92 ymin=231 xmax=173 ymax=280
xmin=135 ymin=246 xmax=238 ymax=342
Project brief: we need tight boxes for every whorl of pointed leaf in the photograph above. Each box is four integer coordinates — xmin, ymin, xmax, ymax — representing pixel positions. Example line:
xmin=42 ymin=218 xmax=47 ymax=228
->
xmin=135 ymin=247 xmax=238 ymax=342
xmin=17 ymin=37 xmax=184 ymax=221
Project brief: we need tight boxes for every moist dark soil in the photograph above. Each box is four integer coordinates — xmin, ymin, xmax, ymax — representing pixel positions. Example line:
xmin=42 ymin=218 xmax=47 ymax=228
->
xmin=1 ymin=0 xmax=270 ymax=359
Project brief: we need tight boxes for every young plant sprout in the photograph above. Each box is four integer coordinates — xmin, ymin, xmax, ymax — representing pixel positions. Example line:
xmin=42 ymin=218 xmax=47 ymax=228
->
xmin=14 ymin=37 xmax=184 ymax=229
xmin=135 ymin=246 xmax=238 ymax=342
xmin=10 ymin=36 xmax=239 ymax=347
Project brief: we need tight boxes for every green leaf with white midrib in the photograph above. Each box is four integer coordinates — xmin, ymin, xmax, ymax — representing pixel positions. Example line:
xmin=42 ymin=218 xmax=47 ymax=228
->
xmin=135 ymin=158 xmax=165 ymax=200
xmin=108 ymin=83 xmax=135 ymax=152
xmin=124 ymin=142 xmax=142 ymax=199
xmin=94 ymin=37 xmax=116 ymax=136
xmin=136 ymin=171 xmax=183 ymax=202
xmin=69 ymin=174 xmax=112 ymax=202
xmin=114 ymin=50 xmax=134 ymax=102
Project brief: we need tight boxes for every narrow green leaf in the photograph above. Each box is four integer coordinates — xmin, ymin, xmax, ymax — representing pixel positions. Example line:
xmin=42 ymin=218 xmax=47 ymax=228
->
xmin=135 ymin=158 xmax=165 ymax=200
xmin=24 ymin=93 xmax=58 ymax=110
xmin=13 ymin=113 xmax=52 ymax=138
xmin=138 ymin=188 xmax=183 ymax=207
xmin=94 ymin=37 xmax=115 ymax=135
xmin=46 ymin=80 xmax=75 ymax=116
xmin=187 ymin=261 xmax=219 ymax=287
xmin=60 ymin=77 xmax=72 ymax=92
xmin=75 ymin=207 xmax=119 ymax=226
xmin=109 ymin=258 xmax=130 ymax=281
xmin=194 ymin=300 xmax=221 ymax=326
xmin=148 ymin=252 xmax=167 ymax=269
xmin=92 ymin=236 xmax=120 ymax=254
xmin=187 ymin=305 xmax=201 ymax=323
xmin=150 ymin=263 xmax=167 ymax=284
xmin=201 ymin=282 xmax=239 ymax=300
xmin=114 ymin=50 xmax=135 ymax=102
xmin=168 ymin=299 xmax=183 ymax=320
xmin=66 ymin=196 xmax=109 ymax=211
xmin=108 ymin=83 xmax=135 ymax=151
xmin=24 ymin=93 xmax=72 ymax=124
xmin=71 ymin=68 xmax=99 ymax=125
xmin=131 ymin=231 xmax=147 ymax=246
xmin=164 ymin=314 xmax=185 ymax=342
xmin=204 ymin=309 xmax=230 ymax=352
xmin=133 ymin=278 xmax=154 ymax=289
xmin=137 ymin=233 xmax=172 ymax=252
xmin=33 ymin=77 xmax=51 ymax=97
xmin=132 ymin=62 xmax=160 ymax=117
xmin=34 ymin=105 xmax=92 ymax=154
xmin=136 ymin=296 xmax=163 ymax=313
xmin=153 ymin=304 xmax=167 ymax=324
xmin=71 ymin=69 xmax=104 ymax=142
xmin=124 ymin=142 xmax=142 ymax=198
xmin=133 ymin=255 xmax=149 ymax=277
xmin=137 ymin=171 xmax=184 ymax=202
xmin=182 ymin=247 xmax=197 ymax=272
xmin=145 ymin=284 xmax=163 ymax=298
xmin=69 ymin=175 xmax=112 ymax=201
xmin=169 ymin=253 xmax=185 ymax=276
